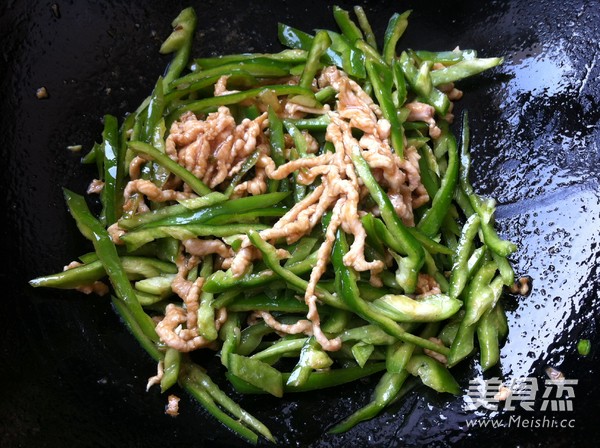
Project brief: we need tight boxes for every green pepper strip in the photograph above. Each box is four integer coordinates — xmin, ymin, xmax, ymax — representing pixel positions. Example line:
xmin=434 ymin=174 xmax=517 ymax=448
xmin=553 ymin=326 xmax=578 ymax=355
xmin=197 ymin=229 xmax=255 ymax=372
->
xmin=227 ymin=362 xmax=386 ymax=394
xmin=137 ymin=191 xmax=289 ymax=228
xmin=228 ymin=353 xmax=284 ymax=398
xmin=491 ymin=250 xmax=516 ymax=286
xmin=63 ymin=189 xmax=157 ymax=341
xmin=203 ymin=207 xmax=287 ymax=225
xmin=447 ymin=261 xmax=498 ymax=366
xmin=399 ymin=51 xmax=451 ymax=116
xmin=29 ymin=256 xmax=177 ymax=289
xmin=449 ymin=214 xmax=481 ymax=299
xmin=365 ymin=60 xmax=404 ymax=158
xmin=203 ymin=250 xmax=318 ymax=294
xmin=118 ymin=192 xmax=226 ymax=230
xmin=247 ymin=230 xmax=346 ymax=309
xmin=160 ymin=7 xmax=197 ymax=88
xmin=330 ymin=370 xmax=410 ymax=434
xmin=128 ymin=141 xmax=211 ymax=196
xmin=183 ymin=362 xmax=275 ymax=443
xmin=459 ymin=112 xmax=517 ymax=257
xmin=223 ymin=150 xmax=261 ymax=197
xmin=417 ymin=132 xmax=459 ymax=237
xmin=415 ymin=60 xmax=434 ymax=97
xmin=287 ymin=337 xmax=328 ymax=387
xmin=331 ymin=323 xmax=437 ymax=433
xmin=228 ymin=294 xmax=308 ymax=314
xmin=405 ymin=354 xmax=460 ymax=394
xmin=299 ymin=30 xmax=331 ymax=90
xmin=351 ymin=147 xmax=424 ymax=293
xmin=332 ymin=6 xmax=363 ymax=43
xmin=251 ymin=336 xmax=307 ymax=363
xmin=173 ymin=84 xmax=318 ymax=118
xmin=267 ymin=106 xmax=287 ymax=193
xmin=284 ymin=236 xmax=318 ymax=266
xmin=371 ymin=293 xmax=462 ymax=323
xmin=417 ymin=145 xmax=440 ymax=199
xmin=430 ymin=57 xmax=503 ymax=86
xmin=166 ymin=71 xmax=259 ymax=107
xmin=413 ymin=49 xmax=478 ymax=65
xmin=101 ymin=114 xmax=120 ymax=225
xmin=111 ymin=296 xmax=161 ymax=360
xmin=121 ymin=223 xmax=268 ymax=253
xmin=277 ymin=23 xmax=341 ymax=68
xmin=339 ymin=325 xmax=397 ymax=346
xmin=363 ymin=213 xmax=452 ymax=257
xmin=353 ymin=6 xmax=377 ymax=49
xmin=237 ymin=321 xmax=274 ymax=356
xmin=160 ymin=348 xmax=181 ymax=392
xmin=143 ymin=78 xmax=165 ymax=143
xmin=171 ymin=58 xmax=292 ymax=90
xmin=333 ymin=228 xmax=449 ymax=355
xmin=196 ymin=256 xmax=218 ymax=340
xmin=283 ymin=114 xmax=331 ymax=131
xmin=283 ymin=120 xmax=309 ymax=158
xmin=194 ymin=49 xmax=308 ymax=69
xmin=392 ymin=58 xmax=408 ymax=108
xmin=319 ymin=30 xmax=366 ymax=79
xmin=476 ymin=308 xmax=500 ymax=371
xmin=382 ymin=10 xmax=411 ymax=65
xmin=180 ymin=372 xmax=259 ymax=444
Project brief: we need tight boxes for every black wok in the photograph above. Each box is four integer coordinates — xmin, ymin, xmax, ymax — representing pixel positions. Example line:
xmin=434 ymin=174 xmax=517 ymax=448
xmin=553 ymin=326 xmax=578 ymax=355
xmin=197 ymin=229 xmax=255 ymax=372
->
xmin=1 ymin=0 xmax=599 ymax=447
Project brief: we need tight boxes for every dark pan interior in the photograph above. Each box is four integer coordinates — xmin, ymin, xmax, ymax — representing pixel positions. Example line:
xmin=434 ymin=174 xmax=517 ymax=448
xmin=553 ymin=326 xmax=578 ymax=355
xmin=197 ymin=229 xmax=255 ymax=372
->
xmin=1 ymin=1 xmax=599 ymax=447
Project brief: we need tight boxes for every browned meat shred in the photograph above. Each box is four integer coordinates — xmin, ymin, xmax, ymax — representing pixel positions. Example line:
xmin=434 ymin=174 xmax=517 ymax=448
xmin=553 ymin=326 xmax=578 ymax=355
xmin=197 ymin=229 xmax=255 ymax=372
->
xmin=115 ymin=66 xmax=433 ymax=355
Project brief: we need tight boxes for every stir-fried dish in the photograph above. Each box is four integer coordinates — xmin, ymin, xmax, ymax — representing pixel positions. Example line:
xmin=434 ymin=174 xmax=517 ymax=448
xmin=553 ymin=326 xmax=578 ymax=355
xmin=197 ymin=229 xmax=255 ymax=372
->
xmin=30 ymin=5 xmax=521 ymax=444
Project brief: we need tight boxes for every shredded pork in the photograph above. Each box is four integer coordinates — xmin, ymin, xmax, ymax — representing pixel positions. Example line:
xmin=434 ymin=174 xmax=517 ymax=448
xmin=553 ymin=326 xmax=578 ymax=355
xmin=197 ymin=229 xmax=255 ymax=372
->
xmin=226 ymin=67 xmax=430 ymax=351
xmin=118 ymin=65 xmax=435 ymax=353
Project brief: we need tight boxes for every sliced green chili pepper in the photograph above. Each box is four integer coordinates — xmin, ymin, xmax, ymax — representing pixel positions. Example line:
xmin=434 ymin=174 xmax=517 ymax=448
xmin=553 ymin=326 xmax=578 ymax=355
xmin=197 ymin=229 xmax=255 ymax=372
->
xmin=160 ymin=347 xmax=181 ymax=392
xmin=248 ymin=230 xmax=346 ymax=309
xmin=100 ymin=114 xmax=120 ymax=226
xmin=183 ymin=362 xmax=275 ymax=443
xmin=194 ymin=49 xmax=308 ymax=69
xmin=353 ymin=6 xmax=377 ymax=49
xmin=160 ymin=7 xmax=197 ymax=88
xmin=128 ymin=140 xmax=211 ymax=196
xmin=399 ymin=51 xmax=451 ymax=116
xmin=139 ymin=191 xmax=289 ymax=228
xmin=405 ymin=355 xmax=460 ymax=394
xmin=459 ymin=112 xmax=517 ymax=257
xmin=365 ymin=60 xmax=404 ymax=158
xmin=63 ymin=189 xmax=157 ymax=341
xmin=371 ymin=293 xmax=462 ymax=323
xmin=417 ymin=131 xmax=459 ymax=237
xmin=332 ymin=6 xmax=363 ymax=43
xmin=120 ymin=222 xmax=268 ymax=252
xmin=332 ymin=228 xmax=448 ymax=355
xmin=299 ymin=30 xmax=331 ymax=90
xmin=430 ymin=57 xmax=503 ymax=86
xmin=287 ymin=337 xmax=333 ymax=387
xmin=449 ymin=213 xmax=481 ymax=299
xmin=351 ymin=147 xmax=424 ymax=293
xmin=382 ymin=10 xmax=411 ymax=65
xmin=228 ymin=362 xmax=386 ymax=394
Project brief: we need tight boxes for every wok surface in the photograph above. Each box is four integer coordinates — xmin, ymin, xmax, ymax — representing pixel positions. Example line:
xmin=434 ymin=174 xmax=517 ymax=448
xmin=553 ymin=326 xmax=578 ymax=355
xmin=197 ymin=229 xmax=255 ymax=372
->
xmin=1 ymin=0 xmax=599 ymax=447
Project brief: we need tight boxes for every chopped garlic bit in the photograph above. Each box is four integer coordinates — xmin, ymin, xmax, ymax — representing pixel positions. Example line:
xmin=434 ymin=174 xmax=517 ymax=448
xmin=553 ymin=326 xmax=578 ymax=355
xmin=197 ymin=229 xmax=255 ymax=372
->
xmin=165 ymin=394 xmax=180 ymax=417
xmin=36 ymin=87 xmax=49 ymax=99
xmin=494 ymin=385 xmax=512 ymax=401
xmin=545 ymin=366 xmax=565 ymax=381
